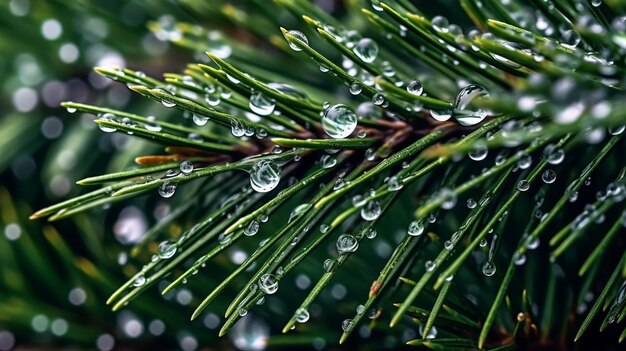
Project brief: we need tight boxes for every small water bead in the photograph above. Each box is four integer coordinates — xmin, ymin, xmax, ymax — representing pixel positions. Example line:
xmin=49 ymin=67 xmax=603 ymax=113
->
xmin=353 ymin=38 xmax=379 ymax=63
xmin=192 ymin=114 xmax=209 ymax=126
xmin=284 ymin=30 xmax=308 ymax=51
xmin=144 ymin=116 xmax=162 ymax=132
xmin=516 ymin=151 xmax=532 ymax=169
xmin=468 ymin=142 xmax=488 ymax=161
xmin=66 ymin=106 xmax=77 ymax=113
xmin=231 ymin=120 xmax=245 ymax=137
xmin=98 ymin=113 xmax=118 ymax=133
xmin=158 ymin=182 xmax=177 ymax=198
xmin=517 ymin=180 xmax=530 ymax=192
xmin=249 ymin=92 xmax=276 ymax=116
xmin=258 ymin=274 xmax=279 ymax=294
xmin=320 ymin=155 xmax=336 ymax=169
xmin=467 ymin=198 xmax=477 ymax=209
xmin=244 ymin=220 xmax=259 ymax=236
xmin=406 ymin=79 xmax=423 ymax=96
xmin=372 ymin=93 xmax=385 ymax=106
xmin=542 ymin=169 xmax=557 ymax=184
xmin=205 ymin=94 xmax=220 ymax=106
xmin=513 ymin=252 xmax=527 ymax=265
xmin=357 ymin=130 xmax=367 ymax=138
xmin=295 ymin=308 xmax=310 ymax=323
xmin=249 ymin=160 xmax=281 ymax=193
xmin=430 ymin=109 xmax=452 ymax=122
xmin=431 ymin=16 xmax=449 ymax=32
xmin=339 ymin=319 xmax=354 ymax=333
xmin=323 ymin=258 xmax=334 ymax=272
xmin=543 ymin=144 xmax=565 ymax=165
xmin=408 ymin=219 xmax=424 ymax=236
xmin=133 ymin=275 xmax=146 ymax=287
xmin=289 ymin=204 xmax=311 ymax=223
xmin=334 ymin=177 xmax=345 ymax=190
xmin=322 ymin=104 xmax=358 ymax=139
xmin=387 ymin=176 xmax=403 ymax=191
xmin=424 ymin=260 xmax=436 ymax=272
xmin=158 ymin=240 xmax=177 ymax=259
xmin=179 ymin=160 xmax=193 ymax=174
xmin=336 ymin=234 xmax=359 ymax=254
xmin=453 ymin=85 xmax=490 ymax=126
xmin=479 ymin=238 xmax=488 ymax=247
xmin=320 ymin=224 xmax=329 ymax=233
xmin=357 ymin=102 xmax=383 ymax=121
xmin=361 ymin=200 xmax=381 ymax=221
xmin=482 ymin=262 xmax=496 ymax=276
xmin=525 ymin=237 xmax=540 ymax=250
xmin=238 ymin=308 xmax=248 ymax=317
xmin=365 ymin=229 xmax=377 ymax=239
xmin=349 ymin=82 xmax=362 ymax=95
xmin=591 ymin=0 xmax=603 ymax=6
xmin=609 ymin=125 xmax=625 ymax=135
xmin=371 ymin=0 xmax=383 ymax=11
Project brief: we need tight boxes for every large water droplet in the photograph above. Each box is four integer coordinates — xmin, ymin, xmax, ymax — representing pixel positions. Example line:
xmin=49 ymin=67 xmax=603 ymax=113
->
xmin=468 ymin=142 xmax=488 ymax=161
xmin=336 ymin=234 xmax=358 ymax=254
xmin=250 ymin=160 xmax=281 ymax=193
xmin=193 ymin=114 xmax=209 ymax=126
xmin=158 ymin=240 xmax=177 ymax=259
xmin=284 ymin=30 xmax=308 ymax=51
xmin=249 ymin=93 xmax=276 ymax=116
xmin=258 ymin=274 xmax=278 ymax=294
xmin=322 ymin=104 xmax=357 ymax=139
xmin=453 ymin=85 xmax=490 ymax=126
xmin=353 ymin=38 xmax=379 ymax=63
xmin=244 ymin=220 xmax=260 ymax=236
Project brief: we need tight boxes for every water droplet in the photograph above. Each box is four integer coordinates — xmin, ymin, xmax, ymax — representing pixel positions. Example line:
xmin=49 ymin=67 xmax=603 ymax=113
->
xmin=323 ymin=258 xmax=334 ymax=272
xmin=513 ymin=252 xmax=526 ymax=265
xmin=361 ymin=200 xmax=381 ymax=221
xmin=192 ymin=114 xmax=209 ymax=126
xmin=591 ymin=0 xmax=603 ymax=7
xmin=431 ymin=16 xmax=449 ymax=32
xmin=516 ymin=151 xmax=532 ymax=169
xmin=244 ymin=220 xmax=260 ymax=236
xmin=349 ymin=82 xmax=362 ymax=95
xmin=387 ymin=176 xmax=403 ymax=191
xmin=353 ymin=38 xmax=379 ymax=63
xmin=295 ymin=308 xmax=310 ymax=323
xmin=430 ymin=109 xmax=452 ymax=121
xmin=66 ymin=106 xmax=77 ymax=113
xmin=320 ymin=155 xmax=336 ymax=169
xmin=336 ymin=234 xmax=359 ymax=254
xmin=482 ymin=262 xmax=496 ymax=276
xmin=517 ymin=179 xmax=530 ymax=191
xmin=408 ymin=219 xmax=425 ymax=236
xmin=133 ymin=275 xmax=146 ymax=287
xmin=609 ymin=125 xmax=625 ymax=135
xmin=145 ymin=116 xmax=162 ymax=132
xmin=258 ymin=274 xmax=279 ymax=294
xmin=289 ymin=204 xmax=311 ymax=223
xmin=341 ymin=319 xmax=353 ymax=332
xmin=158 ymin=182 xmax=176 ymax=198
xmin=406 ymin=79 xmax=423 ymax=96
xmin=542 ymin=169 xmax=556 ymax=184
xmin=250 ymin=160 xmax=281 ymax=193
xmin=468 ymin=142 xmax=488 ymax=161
xmin=322 ymin=104 xmax=357 ymax=139
xmin=466 ymin=198 xmax=477 ymax=209
xmin=371 ymin=93 xmax=385 ymax=106
xmin=453 ymin=85 xmax=490 ymax=126
xmin=425 ymin=260 xmax=436 ymax=272
xmin=231 ymin=120 xmax=245 ymax=137
xmin=320 ymin=224 xmax=329 ymax=233
xmin=238 ymin=308 xmax=248 ymax=317
xmin=158 ymin=240 xmax=177 ymax=259
xmin=249 ymin=92 xmax=276 ymax=116
xmin=284 ymin=30 xmax=308 ymax=51
xmin=371 ymin=0 xmax=383 ymax=11
xmin=365 ymin=228 xmax=377 ymax=239
xmin=179 ymin=160 xmax=193 ymax=174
